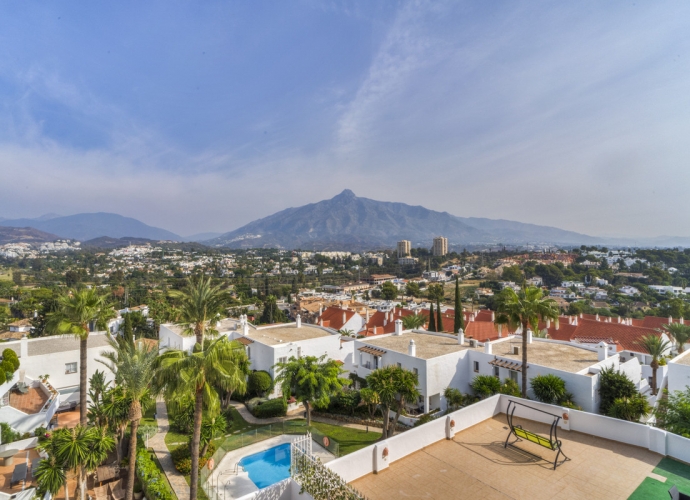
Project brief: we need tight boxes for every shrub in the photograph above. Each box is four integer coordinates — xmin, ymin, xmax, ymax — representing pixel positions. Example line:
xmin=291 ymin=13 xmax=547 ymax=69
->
xmin=530 ymin=374 xmax=567 ymax=405
xmin=599 ymin=367 xmax=637 ymax=415
xmin=499 ymin=378 xmax=522 ymax=397
xmin=471 ymin=375 xmax=501 ymax=399
xmin=1 ymin=360 xmax=15 ymax=382
xmin=608 ymin=393 xmax=651 ymax=422
xmin=329 ymin=390 xmax=361 ymax=416
xmin=136 ymin=447 xmax=174 ymax=500
xmin=655 ymin=388 xmax=690 ymax=438
xmin=247 ymin=370 xmax=273 ymax=397
xmin=246 ymin=397 xmax=267 ymax=413
xmin=171 ymin=442 xmax=216 ymax=475
xmin=168 ymin=398 xmax=194 ymax=434
xmin=252 ymin=398 xmax=287 ymax=418
xmin=413 ymin=414 xmax=435 ymax=427
xmin=0 ymin=423 xmax=21 ymax=444
xmin=2 ymin=349 xmax=19 ymax=371
xmin=0 ymin=370 xmax=5 ymax=385
xmin=444 ymin=387 xmax=466 ymax=411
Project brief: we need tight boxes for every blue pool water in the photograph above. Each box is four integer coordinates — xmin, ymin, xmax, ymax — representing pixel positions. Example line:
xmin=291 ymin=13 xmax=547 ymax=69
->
xmin=239 ymin=443 xmax=291 ymax=489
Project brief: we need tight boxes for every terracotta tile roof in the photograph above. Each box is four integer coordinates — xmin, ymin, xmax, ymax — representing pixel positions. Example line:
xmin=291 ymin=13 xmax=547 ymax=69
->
xmin=318 ymin=306 xmax=357 ymax=331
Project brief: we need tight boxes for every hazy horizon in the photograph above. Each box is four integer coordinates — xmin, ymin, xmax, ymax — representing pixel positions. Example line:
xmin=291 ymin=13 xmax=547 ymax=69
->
xmin=1 ymin=2 xmax=689 ymax=238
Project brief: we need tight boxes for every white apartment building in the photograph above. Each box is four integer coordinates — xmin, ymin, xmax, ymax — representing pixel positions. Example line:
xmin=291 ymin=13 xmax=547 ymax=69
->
xmin=397 ymin=240 xmax=411 ymax=258
xmin=432 ymin=236 xmax=448 ymax=257
xmin=0 ymin=333 xmax=115 ymax=433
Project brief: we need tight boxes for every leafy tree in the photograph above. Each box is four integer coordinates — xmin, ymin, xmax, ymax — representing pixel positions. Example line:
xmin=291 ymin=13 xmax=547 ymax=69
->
xmin=598 ymin=367 xmax=637 ymax=415
xmin=12 ymin=270 xmax=22 ymax=286
xmin=200 ymin=413 xmax=227 ymax=456
xmin=46 ymin=289 xmax=115 ymax=424
xmin=366 ymin=365 xmax=406 ymax=439
xmin=501 ymin=265 xmax=523 ymax=283
xmin=359 ymin=387 xmax=380 ymax=420
xmin=453 ymin=277 xmax=464 ymax=334
xmin=65 ymin=270 xmax=80 ymax=287
xmin=402 ymin=313 xmax=427 ymax=330
xmin=499 ymin=378 xmax=522 ymax=397
xmin=390 ymin=368 xmax=420 ymax=433
xmin=381 ymin=281 xmax=398 ymax=301
xmin=636 ymin=334 xmax=670 ymax=395
xmin=405 ymin=282 xmax=421 ymax=297
xmin=655 ymin=387 xmax=690 ymax=438
xmin=470 ymin=375 xmax=501 ymax=399
xmin=495 ymin=286 xmax=559 ymax=397
xmin=259 ymin=295 xmax=286 ymax=324
xmin=154 ymin=337 xmax=248 ymax=500
xmin=662 ymin=323 xmax=690 ymax=353
xmin=273 ymin=355 xmax=347 ymax=426
xmin=99 ymin=337 xmax=158 ymax=500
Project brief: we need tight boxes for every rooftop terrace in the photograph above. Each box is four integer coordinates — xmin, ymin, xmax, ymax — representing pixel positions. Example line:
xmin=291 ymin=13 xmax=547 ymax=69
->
xmin=361 ymin=332 xmax=468 ymax=359
xmin=351 ymin=414 xmax=663 ymax=500
xmin=244 ymin=324 xmax=332 ymax=346
xmin=491 ymin=338 xmax=600 ymax=373
xmin=673 ymin=351 xmax=690 ymax=366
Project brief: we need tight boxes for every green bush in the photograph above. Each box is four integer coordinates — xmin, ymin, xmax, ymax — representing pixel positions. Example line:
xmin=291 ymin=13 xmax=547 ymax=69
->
xmin=248 ymin=370 xmax=273 ymax=397
xmin=1 ymin=360 xmax=15 ymax=382
xmin=0 ymin=369 xmax=5 ymax=385
xmin=136 ymin=447 xmax=174 ymax=500
xmin=471 ymin=375 xmax=501 ymax=399
xmin=499 ymin=379 xmax=521 ymax=397
xmin=530 ymin=374 xmax=567 ymax=405
xmin=251 ymin=398 xmax=287 ymax=418
xmin=608 ymin=393 xmax=651 ymax=422
xmin=171 ymin=442 xmax=216 ymax=475
xmin=655 ymin=387 xmax=690 ymax=438
xmin=0 ymin=423 xmax=21 ymax=444
xmin=413 ymin=414 xmax=435 ymax=427
xmin=599 ymin=367 xmax=637 ymax=415
xmin=2 ymin=349 xmax=19 ymax=371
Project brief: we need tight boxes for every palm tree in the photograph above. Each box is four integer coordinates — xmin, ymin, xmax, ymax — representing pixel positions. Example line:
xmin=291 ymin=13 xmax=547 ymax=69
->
xmin=99 ymin=337 xmax=158 ymax=500
xmin=661 ymin=323 xmax=690 ymax=353
xmin=169 ymin=276 xmax=228 ymax=344
xmin=47 ymin=425 xmax=115 ymax=500
xmin=46 ymin=289 xmax=114 ymax=424
xmin=273 ymin=355 xmax=347 ymax=426
xmin=154 ymin=337 xmax=248 ymax=500
xmin=636 ymin=334 xmax=670 ymax=395
xmin=34 ymin=455 xmax=67 ymax=500
xmin=390 ymin=368 xmax=420 ymax=435
xmin=366 ymin=366 xmax=398 ymax=439
xmin=100 ymin=386 xmax=130 ymax=461
xmin=495 ymin=286 xmax=559 ymax=398
xmin=401 ymin=313 xmax=427 ymax=330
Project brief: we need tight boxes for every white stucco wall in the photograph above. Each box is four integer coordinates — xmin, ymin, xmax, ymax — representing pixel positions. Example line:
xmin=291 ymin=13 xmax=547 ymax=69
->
xmin=668 ymin=352 xmax=690 ymax=394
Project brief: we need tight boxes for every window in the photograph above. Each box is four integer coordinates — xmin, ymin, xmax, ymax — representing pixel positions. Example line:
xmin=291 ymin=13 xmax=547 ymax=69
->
xmin=65 ymin=362 xmax=77 ymax=374
xmin=509 ymin=370 xmax=518 ymax=383
xmin=297 ymin=347 xmax=302 ymax=358
xmin=374 ymin=356 xmax=380 ymax=369
xmin=278 ymin=356 xmax=287 ymax=364
xmin=493 ymin=366 xmax=500 ymax=378
xmin=418 ymin=395 xmax=424 ymax=404
xmin=247 ymin=347 xmax=251 ymax=360
xmin=397 ymin=362 xmax=402 ymax=368
xmin=413 ymin=368 xmax=418 ymax=376
xmin=473 ymin=361 xmax=479 ymax=373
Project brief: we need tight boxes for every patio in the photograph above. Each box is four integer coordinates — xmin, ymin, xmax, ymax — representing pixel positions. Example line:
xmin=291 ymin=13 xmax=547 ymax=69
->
xmin=351 ymin=415 xmax=664 ymax=500
xmin=9 ymin=387 xmax=48 ymax=414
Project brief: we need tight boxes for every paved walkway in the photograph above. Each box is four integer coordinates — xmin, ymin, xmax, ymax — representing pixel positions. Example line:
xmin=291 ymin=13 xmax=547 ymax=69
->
xmin=149 ymin=400 xmax=190 ymax=500
xmin=229 ymin=401 xmax=304 ymax=424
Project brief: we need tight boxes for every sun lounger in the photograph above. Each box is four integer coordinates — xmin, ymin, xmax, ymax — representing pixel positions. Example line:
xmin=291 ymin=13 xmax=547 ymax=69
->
xmin=10 ymin=463 xmax=28 ymax=487
xmin=108 ymin=479 xmax=125 ymax=500
xmin=94 ymin=484 xmax=110 ymax=500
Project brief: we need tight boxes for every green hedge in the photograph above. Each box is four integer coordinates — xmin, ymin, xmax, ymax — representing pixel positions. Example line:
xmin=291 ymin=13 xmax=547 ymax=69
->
xmin=251 ymin=398 xmax=287 ymax=418
xmin=171 ymin=442 xmax=216 ymax=475
xmin=136 ymin=448 xmax=174 ymax=500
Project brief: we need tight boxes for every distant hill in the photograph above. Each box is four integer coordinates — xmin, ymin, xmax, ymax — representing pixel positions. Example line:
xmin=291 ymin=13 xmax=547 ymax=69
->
xmin=0 ymin=226 xmax=60 ymax=244
xmin=206 ymin=190 xmax=601 ymax=250
xmin=183 ymin=232 xmax=224 ymax=242
xmin=82 ymin=236 xmax=210 ymax=251
xmin=0 ymin=213 xmax=181 ymax=241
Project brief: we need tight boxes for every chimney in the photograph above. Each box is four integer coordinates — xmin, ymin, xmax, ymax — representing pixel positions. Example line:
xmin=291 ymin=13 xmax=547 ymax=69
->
xmin=573 ymin=317 xmax=578 ymax=326
xmin=408 ymin=339 xmax=416 ymax=357
xmin=343 ymin=311 xmax=347 ymax=326
xmin=491 ymin=311 xmax=495 ymax=321
xmin=497 ymin=324 xmax=503 ymax=337
xmin=546 ymin=319 xmax=551 ymax=329
xmin=319 ymin=318 xmax=324 ymax=327
xmin=617 ymin=316 xmax=621 ymax=324
xmin=527 ymin=329 xmax=533 ymax=344
xmin=596 ymin=314 xmax=600 ymax=321
xmin=555 ymin=318 xmax=559 ymax=330
xmin=383 ymin=318 xmax=387 ymax=327
xmin=394 ymin=319 xmax=403 ymax=336
xmin=242 ymin=321 xmax=249 ymax=336
xmin=596 ymin=341 xmax=609 ymax=362
xmin=669 ymin=316 xmax=673 ymax=324
xmin=512 ymin=345 xmax=520 ymax=356
xmin=20 ymin=334 xmax=28 ymax=358
xmin=319 ymin=305 xmax=323 ymax=315
xmin=484 ymin=341 xmax=492 ymax=354
xmin=296 ymin=314 xmax=301 ymax=328
xmin=373 ymin=326 xmax=377 ymax=335
xmin=580 ymin=313 xmax=583 ymax=319
xmin=366 ymin=310 xmax=370 ymax=323
xmin=681 ymin=317 xmax=685 ymax=325
xmin=33 ymin=310 xmax=37 ymax=319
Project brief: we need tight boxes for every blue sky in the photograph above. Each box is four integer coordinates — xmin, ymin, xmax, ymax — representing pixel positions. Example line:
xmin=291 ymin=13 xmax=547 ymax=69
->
xmin=1 ymin=1 xmax=689 ymax=237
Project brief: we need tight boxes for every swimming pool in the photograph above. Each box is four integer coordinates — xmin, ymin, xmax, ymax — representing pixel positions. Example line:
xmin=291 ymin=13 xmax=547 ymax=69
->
xmin=239 ymin=443 xmax=291 ymax=489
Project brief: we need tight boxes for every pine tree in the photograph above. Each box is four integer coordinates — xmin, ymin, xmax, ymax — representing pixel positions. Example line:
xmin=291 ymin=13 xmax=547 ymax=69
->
xmin=453 ymin=277 xmax=464 ymax=334
xmin=436 ymin=299 xmax=443 ymax=332
xmin=122 ymin=314 xmax=133 ymax=345
xmin=428 ymin=303 xmax=436 ymax=332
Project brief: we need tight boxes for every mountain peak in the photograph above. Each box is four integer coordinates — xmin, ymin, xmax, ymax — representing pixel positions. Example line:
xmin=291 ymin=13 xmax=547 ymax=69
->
xmin=333 ymin=189 xmax=356 ymax=201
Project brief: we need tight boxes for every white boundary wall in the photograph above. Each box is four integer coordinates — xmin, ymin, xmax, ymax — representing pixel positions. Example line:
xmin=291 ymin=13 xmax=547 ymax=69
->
xmin=235 ymin=478 xmax=314 ymax=500
xmin=326 ymin=394 xmax=690 ymax=483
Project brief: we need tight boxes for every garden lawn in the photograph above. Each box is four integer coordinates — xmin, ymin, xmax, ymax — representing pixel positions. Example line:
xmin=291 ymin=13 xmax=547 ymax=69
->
xmin=308 ymin=421 xmax=381 ymax=455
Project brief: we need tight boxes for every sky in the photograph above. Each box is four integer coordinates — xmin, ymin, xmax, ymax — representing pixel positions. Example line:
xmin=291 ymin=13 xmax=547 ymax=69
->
xmin=0 ymin=1 xmax=689 ymax=238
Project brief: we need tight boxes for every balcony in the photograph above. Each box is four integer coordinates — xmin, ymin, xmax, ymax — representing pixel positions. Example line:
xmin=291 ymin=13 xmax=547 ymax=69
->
xmin=0 ymin=377 xmax=60 ymax=434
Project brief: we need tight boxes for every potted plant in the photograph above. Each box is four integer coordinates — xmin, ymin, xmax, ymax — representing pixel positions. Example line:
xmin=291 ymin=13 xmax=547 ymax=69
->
xmin=134 ymin=480 xmax=144 ymax=500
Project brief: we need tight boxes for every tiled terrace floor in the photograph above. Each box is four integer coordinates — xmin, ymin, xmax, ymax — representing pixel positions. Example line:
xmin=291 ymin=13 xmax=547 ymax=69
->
xmin=352 ymin=415 xmax=663 ymax=500
xmin=9 ymin=387 xmax=48 ymax=413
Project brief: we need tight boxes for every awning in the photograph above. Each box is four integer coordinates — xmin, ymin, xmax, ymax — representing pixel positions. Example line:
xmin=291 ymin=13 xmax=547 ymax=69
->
xmin=358 ymin=346 xmax=387 ymax=356
xmin=489 ymin=357 xmax=525 ymax=372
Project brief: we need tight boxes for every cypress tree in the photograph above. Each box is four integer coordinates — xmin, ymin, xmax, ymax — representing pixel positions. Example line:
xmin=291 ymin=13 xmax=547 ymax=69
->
xmin=122 ymin=313 xmax=133 ymax=345
xmin=428 ymin=302 xmax=436 ymax=332
xmin=453 ymin=277 xmax=464 ymax=334
xmin=436 ymin=299 xmax=443 ymax=332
